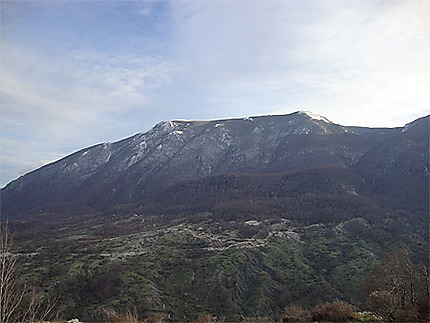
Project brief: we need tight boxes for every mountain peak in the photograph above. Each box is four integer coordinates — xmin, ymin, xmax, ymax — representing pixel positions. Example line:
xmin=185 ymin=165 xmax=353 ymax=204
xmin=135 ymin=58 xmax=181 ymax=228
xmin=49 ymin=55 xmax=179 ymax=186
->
xmin=401 ymin=114 xmax=429 ymax=134
xmin=298 ymin=111 xmax=332 ymax=123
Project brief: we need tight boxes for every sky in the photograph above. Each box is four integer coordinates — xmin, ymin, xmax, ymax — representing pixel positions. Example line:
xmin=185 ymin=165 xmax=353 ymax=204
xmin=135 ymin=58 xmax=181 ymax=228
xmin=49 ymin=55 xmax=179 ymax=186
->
xmin=1 ymin=0 xmax=429 ymax=187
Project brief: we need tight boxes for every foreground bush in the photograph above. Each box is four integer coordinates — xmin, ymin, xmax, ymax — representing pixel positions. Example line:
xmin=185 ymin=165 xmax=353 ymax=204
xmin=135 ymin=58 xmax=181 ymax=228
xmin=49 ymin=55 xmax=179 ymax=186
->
xmin=107 ymin=306 xmax=139 ymax=323
xmin=194 ymin=314 xmax=213 ymax=323
xmin=312 ymin=301 xmax=355 ymax=322
xmin=281 ymin=305 xmax=311 ymax=322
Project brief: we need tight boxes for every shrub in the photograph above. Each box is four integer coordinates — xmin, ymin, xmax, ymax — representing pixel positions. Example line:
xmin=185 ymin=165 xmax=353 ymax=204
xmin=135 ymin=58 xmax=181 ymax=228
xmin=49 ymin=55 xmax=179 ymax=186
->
xmin=281 ymin=306 xmax=311 ymax=322
xmin=194 ymin=314 xmax=213 ymax=322
xmin=108 ymin=306 xmax=139 ymax=323
xmin=312 ymin=301 xmax=354 ymax=322
xmin=396 ymin=303 xmax=419 ymax=322
xmin=144 ymin=315 xmax=165 ymax=323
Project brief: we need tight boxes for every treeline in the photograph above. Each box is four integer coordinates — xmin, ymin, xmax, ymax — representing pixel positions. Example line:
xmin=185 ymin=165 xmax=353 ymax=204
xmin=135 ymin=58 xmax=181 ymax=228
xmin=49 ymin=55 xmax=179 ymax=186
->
xmin=148 ymin=166 xmax=366 ymax=211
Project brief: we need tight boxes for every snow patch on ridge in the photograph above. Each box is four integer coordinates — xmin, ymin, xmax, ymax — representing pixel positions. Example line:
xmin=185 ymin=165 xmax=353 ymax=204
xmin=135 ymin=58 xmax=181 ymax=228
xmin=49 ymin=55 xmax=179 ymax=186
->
xmin=299 ymin=111 xmax=332 ymax=123
xmin=401 ymin=122 xmax=413 ymax=133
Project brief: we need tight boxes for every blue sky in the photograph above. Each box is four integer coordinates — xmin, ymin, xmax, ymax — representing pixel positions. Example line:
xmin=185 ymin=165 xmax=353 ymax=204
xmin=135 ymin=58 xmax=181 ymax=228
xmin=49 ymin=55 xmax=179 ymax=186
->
xmin=1 ymin=0 xmax=429 ymax=187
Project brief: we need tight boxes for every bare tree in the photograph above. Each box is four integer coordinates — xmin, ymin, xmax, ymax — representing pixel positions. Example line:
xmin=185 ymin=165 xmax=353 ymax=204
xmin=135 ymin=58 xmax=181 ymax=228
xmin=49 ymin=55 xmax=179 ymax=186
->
xmin=19 ymin=287 xmax=59 ymax=322
xmin=365 ymin=248 xmax=429 ymax=321
xmin=1 ymin=219 xmax=25 ymax=323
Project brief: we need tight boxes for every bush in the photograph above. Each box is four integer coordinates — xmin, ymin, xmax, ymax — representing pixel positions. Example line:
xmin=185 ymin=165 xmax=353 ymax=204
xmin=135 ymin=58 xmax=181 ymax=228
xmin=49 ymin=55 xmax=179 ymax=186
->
xmin=108 ymin=306 xmax=139 ymax=323
xmin=281 ymin=306 xmax=312 ymax=322
xmin=144 ymin=315 xmax=165 ymax=323
xmin=396 ymin=303 xmax=419 ymax=322
xmin=312 ymin=301 xmax=354 ymax=322
xmin=194 ymin=314 xmax=213 ymax=322
xmin=91 ymin=262 xmax=124 ymax=300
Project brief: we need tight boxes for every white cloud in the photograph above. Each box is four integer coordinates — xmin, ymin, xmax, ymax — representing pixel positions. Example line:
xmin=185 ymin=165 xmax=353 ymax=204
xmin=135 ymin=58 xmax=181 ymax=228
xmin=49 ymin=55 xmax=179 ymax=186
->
xmin=2 ymin=43 xmax=172 ymax=130
xmin=0 ymin=42 xmax=174 ymax=185
xmin=0 ymin=137 xmax=60 ymax=186
xmin=167 ymin=0 xmax=430 ymax=126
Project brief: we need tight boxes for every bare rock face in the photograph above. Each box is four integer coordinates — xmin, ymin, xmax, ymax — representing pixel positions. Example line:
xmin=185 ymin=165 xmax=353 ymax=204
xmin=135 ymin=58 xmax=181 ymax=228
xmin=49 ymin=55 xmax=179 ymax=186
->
xmin=1 ymin=111 xmax=427 ymax=217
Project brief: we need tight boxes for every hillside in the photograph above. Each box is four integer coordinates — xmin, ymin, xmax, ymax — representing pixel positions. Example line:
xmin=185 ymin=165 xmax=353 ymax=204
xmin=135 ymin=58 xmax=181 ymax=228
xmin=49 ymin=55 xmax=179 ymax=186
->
xmin=0 ymin=111 xmax=407 ymax=215
xmin=1 ymin=111 xmax=429 ymax=321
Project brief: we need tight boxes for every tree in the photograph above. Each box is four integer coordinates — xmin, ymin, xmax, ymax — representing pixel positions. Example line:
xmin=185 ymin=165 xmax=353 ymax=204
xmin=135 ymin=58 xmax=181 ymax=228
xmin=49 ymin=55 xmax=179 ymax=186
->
xmin=0 ymin=220 xmax=59 ymax=322
xmin=365 ymin=248 xmax=429 ymax=321
xmin=1 ymin=220 xmax=24 ymax=323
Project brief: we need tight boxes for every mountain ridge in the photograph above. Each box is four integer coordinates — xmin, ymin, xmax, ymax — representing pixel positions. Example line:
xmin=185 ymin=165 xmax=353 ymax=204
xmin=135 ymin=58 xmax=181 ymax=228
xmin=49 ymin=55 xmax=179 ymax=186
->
xmin=0 ymin=111 xmax=399 ymax=188
xmin=1 ymin=111 xmax=428 ymax=217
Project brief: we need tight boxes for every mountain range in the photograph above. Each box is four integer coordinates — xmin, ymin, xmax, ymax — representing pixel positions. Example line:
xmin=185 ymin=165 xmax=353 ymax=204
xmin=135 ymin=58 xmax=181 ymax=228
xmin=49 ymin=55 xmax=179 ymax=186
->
xmin=1 ymin=111 xmax=429 ymax=321
xmin=2 ymin=111 xmax=428 ymax=217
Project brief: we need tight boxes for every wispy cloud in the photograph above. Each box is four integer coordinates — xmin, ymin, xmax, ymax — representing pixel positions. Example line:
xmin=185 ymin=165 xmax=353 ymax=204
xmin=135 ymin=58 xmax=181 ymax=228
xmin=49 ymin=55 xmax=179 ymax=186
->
xmin=0 ymin=137 xmax=61 ymax=186
xmin=167 ymin=0 xmax=430 ymax=125
xmin=1 ymin=41 xmax=174 ymax=186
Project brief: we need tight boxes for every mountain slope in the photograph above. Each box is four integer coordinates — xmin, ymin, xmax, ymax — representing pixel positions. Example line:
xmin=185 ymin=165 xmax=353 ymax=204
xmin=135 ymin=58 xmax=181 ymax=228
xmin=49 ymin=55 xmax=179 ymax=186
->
xmin=2 ymin=111 xmax=397 ymax=216
xmin=355 ymin=115 xmax=429 ymax=212
xmin=3 ymin=111 xmax=429 ymax=321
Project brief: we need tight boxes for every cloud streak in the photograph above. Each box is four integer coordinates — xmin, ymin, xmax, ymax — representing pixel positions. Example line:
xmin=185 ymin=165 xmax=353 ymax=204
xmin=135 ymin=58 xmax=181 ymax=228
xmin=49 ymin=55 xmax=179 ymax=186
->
xmin=1 ymin=41 xmax=174 ymax=185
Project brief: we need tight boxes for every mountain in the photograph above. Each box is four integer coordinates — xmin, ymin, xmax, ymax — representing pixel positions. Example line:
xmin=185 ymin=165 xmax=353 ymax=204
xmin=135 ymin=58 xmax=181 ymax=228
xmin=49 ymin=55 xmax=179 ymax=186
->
xmin=1 ymin=111 xmax=413 ymax=216
xmin=355 ymin=115 xmax=429 ymax=212
xmin=2 ymin=111 xmax=429 ymax=321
